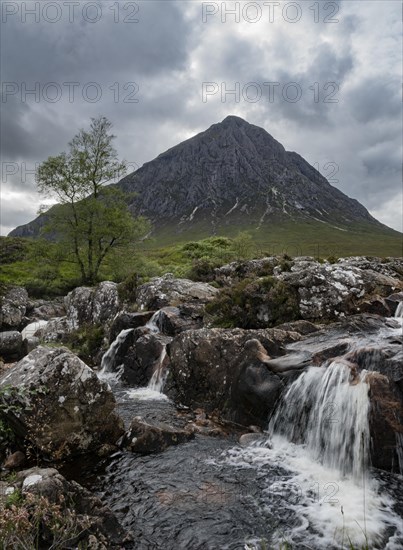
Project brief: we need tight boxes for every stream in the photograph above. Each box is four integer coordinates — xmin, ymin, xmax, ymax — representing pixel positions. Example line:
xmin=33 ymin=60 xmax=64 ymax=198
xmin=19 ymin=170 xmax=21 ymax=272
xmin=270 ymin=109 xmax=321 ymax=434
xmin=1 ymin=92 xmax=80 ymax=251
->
xmin=68 ymin=312 xmax=403 ymax=549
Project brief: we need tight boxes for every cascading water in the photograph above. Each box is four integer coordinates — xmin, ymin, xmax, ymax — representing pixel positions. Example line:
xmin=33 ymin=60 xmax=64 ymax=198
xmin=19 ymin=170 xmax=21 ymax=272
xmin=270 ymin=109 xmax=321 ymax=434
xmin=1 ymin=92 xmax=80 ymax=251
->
xmin=147 ymin=346 xmax=168 ymax=392
xmin=395 ymin=301 xmax=403 ymax=318
xmin=220 ymin=344 xmax=403 ymax=548
xmin=99 ymin=328 xmax=134 ymax=378
xmin=269 ymin=360 xmax=370 ymax=480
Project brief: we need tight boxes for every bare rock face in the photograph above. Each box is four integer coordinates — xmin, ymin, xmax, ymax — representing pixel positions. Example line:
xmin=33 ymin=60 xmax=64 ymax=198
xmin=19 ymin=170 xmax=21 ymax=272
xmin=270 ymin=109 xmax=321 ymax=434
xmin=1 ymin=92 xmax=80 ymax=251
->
xmin=65 ymin=281 xmax=120 ymax=330
xmin=0 ymin=346 xmax=124 ymax=459
xmin=135 ymin=273 xmax=219 ymax=310
xmin=279 ymin=260 xmax=403 ymax=321
xmin=0 ymin=287 xmax=28 ymax=330
xmin=167 ymin=327 xmax=302 ymax=426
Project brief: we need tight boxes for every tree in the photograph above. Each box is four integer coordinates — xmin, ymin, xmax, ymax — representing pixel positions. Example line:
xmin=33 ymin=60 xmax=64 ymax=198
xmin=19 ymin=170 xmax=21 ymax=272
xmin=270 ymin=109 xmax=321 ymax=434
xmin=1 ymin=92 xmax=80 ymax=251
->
xmin=36 ymin=116 xmax=150 ymax=285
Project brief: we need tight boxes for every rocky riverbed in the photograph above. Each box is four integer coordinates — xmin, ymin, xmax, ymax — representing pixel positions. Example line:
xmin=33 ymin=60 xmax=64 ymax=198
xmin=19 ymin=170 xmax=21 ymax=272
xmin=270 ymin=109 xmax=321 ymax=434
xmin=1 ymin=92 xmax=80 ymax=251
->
xmin=1 ymin=255 xmax=403 ymax=548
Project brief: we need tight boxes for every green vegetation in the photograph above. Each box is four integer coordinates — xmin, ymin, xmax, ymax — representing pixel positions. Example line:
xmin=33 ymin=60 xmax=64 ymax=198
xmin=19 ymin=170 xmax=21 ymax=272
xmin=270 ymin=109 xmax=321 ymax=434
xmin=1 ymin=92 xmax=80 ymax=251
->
xmin=63 ymin=324 xmax=105 ymax=367
xmin=205 ymin=276 xmax=300 ymax=329
xmin=1 ymin=217 xmax=402 ymax=301
xmin=0 ymin=490 xmax=91 ymax=549
xmin=36 ymin=115 xmax=150 ymax=285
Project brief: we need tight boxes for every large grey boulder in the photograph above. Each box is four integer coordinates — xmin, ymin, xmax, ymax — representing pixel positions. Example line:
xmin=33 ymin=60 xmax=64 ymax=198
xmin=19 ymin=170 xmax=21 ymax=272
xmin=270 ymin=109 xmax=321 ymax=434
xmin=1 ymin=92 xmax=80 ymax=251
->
xmin=0 ymin=287 xmax=28 ymax=330
xmin=65 ymin=281 xmax=120 ymax=330
xmin=279 ymin=261 xmax=403 ymax=321
xmin=167 ymin=327 xmax=302 ymax=426
xmin=0 ymin=346 xmax=124 ymax=459
xmin=135 ymin=273 xmax=218 ymax=310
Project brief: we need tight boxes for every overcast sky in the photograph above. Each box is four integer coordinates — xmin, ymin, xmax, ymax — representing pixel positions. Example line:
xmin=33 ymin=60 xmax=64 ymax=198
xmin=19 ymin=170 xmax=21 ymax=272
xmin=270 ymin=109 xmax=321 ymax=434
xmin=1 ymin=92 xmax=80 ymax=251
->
xmin=1 ymin=0 xmax=402 ymax=235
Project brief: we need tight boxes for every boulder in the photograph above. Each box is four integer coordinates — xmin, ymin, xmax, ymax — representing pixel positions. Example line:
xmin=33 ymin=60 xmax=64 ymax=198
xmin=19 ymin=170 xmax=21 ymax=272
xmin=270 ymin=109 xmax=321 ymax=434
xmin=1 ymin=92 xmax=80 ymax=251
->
xmin=65 ymin=281 xmax=120 ymax=330
xmin=100 ymin=325 xmax=172 ymax=387
xmin=0 ymin=346 xmax=124 ymax=459
xmin=279 ymin=261 xmax=403 ymax=321
xmin=155 ymin=305 xmax=205 ymax=336
xmin=0 ymin=287 xmax=28 ymax=330
xmin=0 ymin=331 xmax=23 ymax=361
xmin=109 ymin=310 xmax=155 ymax=343
xmin=167 ymin=327 xmax=302 ymax=426
xmin=123 ymin=416 xmax=194 ymax=453
xmin=135 ymin=273 xmax=218 ymax=310
xmin=4 ymin=467 xmax=130 ymax=548
xmin=29 ymin=298 xmax=66 ymax=321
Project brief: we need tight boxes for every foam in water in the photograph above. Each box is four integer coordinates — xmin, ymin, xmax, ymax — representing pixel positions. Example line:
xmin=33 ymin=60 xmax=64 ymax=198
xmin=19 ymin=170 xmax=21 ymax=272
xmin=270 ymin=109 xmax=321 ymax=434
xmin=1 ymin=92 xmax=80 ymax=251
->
xmin=21 ymin=320 xmax=48 ymax=339
xmin=126 ymin=387 xmax=168 ymax=401
xmin=146 ymin=310 xmax=161 ymax=333
xmin=99 ymin=328 xmax=133 ymax=378
xmin=218 ymin=337 xmax=403 ymax=548
xmin=269 ymin=361 xmax=370 ymax=480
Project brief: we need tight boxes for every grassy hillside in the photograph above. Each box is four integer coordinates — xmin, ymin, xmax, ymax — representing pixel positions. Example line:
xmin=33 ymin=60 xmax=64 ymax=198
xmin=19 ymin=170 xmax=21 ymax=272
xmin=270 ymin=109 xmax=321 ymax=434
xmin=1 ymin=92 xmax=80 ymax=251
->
xmin=1 ymin=219 xmax=402 ymax=299
xmin=149 ymin=219 xmax=403 ymax=258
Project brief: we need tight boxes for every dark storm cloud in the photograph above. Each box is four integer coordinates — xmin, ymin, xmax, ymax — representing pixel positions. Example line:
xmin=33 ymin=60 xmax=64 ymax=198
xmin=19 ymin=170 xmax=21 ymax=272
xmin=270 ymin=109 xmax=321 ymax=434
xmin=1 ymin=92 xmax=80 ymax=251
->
xmin=0 ymin=0 xmax=401 ymax=233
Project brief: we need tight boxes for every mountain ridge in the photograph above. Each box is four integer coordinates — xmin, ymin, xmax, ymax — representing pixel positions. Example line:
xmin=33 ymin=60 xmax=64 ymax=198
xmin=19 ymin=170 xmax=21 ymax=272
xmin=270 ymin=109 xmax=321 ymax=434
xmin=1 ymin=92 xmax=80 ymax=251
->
xmin=9 ymin=116 xmax=396 ymax=247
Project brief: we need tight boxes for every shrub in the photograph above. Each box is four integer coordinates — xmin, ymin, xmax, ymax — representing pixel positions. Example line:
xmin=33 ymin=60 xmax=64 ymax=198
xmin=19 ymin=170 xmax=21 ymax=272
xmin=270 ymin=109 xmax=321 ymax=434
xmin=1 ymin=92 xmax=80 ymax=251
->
xmin=206 ymin=276 xmax=300 ymax=329
xmin=64 ymin=324 xmax=105 ymax=366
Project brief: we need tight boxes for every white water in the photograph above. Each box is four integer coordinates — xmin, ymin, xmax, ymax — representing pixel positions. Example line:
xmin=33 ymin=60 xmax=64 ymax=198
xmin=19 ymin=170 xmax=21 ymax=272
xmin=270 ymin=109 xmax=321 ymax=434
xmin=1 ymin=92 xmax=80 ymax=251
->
xmin=147 ymin=345 xmax=168 ymax=392
xmin=21 ymin=320 xmax=48 ymax=339
xmin=395 ymin=301 xmax=403 ymax=318
xmin=218 ymin=321 xmax=403 ymax=549
xmin=145 ymin=310 xmax=161 ymax=333
xmin=97 ymin=311 xmax=169 ymax=398
xmin=99 ymin=328 xmax=133 ymax=378
xmin=269 ymin=361 xmax=370 ymax=480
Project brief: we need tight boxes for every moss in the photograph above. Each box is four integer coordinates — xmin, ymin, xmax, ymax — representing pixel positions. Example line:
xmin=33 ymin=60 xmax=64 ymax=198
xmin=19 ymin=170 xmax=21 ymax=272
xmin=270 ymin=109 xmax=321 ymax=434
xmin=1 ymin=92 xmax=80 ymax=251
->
xmin=64 ymin=324 xmax=105 ymax=366
xmin=206 ymin=276 xmax=300 ymax=329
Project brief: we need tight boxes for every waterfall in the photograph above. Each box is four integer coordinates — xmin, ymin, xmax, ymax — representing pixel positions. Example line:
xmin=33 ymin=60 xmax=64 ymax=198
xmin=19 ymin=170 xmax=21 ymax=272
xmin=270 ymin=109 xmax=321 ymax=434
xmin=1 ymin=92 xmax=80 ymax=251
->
xmin=99 ymin=328 xmax=134 ymax=377
xmin=269 ymin=361 xmax=370 ymax=479
xmin=394 ymin=301 xmax=403 ymax=318
xmin=145 ymin=310 xmax=161 ymax=333
xmin=147 ymin=345 xmax=168 ymax=392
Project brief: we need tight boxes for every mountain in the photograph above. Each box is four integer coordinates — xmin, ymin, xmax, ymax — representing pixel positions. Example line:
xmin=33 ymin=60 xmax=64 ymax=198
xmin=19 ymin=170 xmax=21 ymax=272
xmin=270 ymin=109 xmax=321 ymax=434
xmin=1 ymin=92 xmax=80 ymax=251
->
xmin=9 ymin=116 xmax=401 ymax=255
xmin=118 ymin=115 xmax=376 ymax=230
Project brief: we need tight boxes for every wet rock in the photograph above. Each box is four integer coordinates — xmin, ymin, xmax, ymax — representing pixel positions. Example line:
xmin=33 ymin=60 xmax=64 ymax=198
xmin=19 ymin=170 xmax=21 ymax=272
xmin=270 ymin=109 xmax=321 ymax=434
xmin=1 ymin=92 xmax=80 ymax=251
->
xmin=0 ymin=287 xmax=28 ymax=330
xmin=365 ymin=372 xmax=403 ymax=473
xmin=102 ymin=326 xmax=171 ymax=387
xmin=123 ymin=416 xmax=194 ymax=453
xmin=358 ymin=296 xmax=391 ymax=316
xmin=13 ymin=467 xmax=130 ymax=548
xmin=167 ymin=327 xmax=301 ymax=426
xmin=0 ymin=331 xmax=23 ymax=361
xmin=109 ymin=310 xmax=155 ymax=343
xmin=0 ymin=346 xmax=124 ymax=460
xmin=135 ymin=273 xmax=218 ymax=310
xmin=275 ymin=320 xmax=319 ymax=335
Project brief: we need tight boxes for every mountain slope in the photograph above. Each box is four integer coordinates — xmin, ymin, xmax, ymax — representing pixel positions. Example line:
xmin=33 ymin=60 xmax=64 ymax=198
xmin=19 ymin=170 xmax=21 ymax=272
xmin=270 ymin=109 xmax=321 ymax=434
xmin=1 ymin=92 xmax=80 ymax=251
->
xmin=118 ymin=115 xmax=378 ymax=232
xmin=10 ymin=116 xmax=401 ymax=256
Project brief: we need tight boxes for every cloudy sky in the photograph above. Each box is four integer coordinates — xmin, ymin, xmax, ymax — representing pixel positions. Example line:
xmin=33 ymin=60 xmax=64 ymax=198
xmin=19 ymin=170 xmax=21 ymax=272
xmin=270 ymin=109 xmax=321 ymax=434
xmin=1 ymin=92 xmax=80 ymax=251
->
xmin=1 ymin=0 xmax=401 ymax=235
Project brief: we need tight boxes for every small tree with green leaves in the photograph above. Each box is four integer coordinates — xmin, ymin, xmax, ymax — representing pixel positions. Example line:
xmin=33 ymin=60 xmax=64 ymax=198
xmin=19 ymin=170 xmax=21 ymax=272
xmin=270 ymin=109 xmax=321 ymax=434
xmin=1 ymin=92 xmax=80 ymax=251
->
xmin=36 ymin=116 xmax=150 ymax=285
